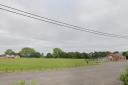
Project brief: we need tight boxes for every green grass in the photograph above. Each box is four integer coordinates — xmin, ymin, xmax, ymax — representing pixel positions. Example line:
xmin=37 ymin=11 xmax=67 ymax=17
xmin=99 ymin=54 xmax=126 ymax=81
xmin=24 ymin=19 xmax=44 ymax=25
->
xmin=0 ymin=58 xmax=98 ymax=72
xmin=13 ymin=80 xmax=37 ymax=85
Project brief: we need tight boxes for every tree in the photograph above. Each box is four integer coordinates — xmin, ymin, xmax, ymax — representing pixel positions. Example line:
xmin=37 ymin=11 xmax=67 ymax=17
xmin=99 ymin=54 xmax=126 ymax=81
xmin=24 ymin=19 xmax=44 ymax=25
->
xmin=67 ymin=52 xmax=75 ymax=58
xmin=5 ymin=49 xmax=15 ymax=55
xmin=60 ymin=52 xmax=68 ymax=58
xmin=19 ymin=47 xmax=41 ymax=58
xmin=66 ymin=52 xmax=82 ymax=59
xmin=81 ymin=52 xmax=90 ymax=59
xmin=113 ymin=51 xmax=119 ymax=54
xmin=123 ymin=51 xmax=128 ymax=59
xmin=75 ymin=52 xmax=82 ymax=58
xmin=31 ymin=52 xmax=41 ymax=58
xmin=93 ymin=52 xmax=101 ymax=58
xmin=46 ymin=53 xmax=53 ymax=58
xmin=52 ymin=48 xmax=63 ymax=58
xmin=88 ymin=51 xmax=110 ymax=59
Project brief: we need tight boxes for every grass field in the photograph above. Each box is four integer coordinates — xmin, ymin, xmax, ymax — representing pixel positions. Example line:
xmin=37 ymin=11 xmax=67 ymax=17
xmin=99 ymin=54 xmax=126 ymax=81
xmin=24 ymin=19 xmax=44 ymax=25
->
xmin=0 ymin=58 xmax=98 ymax=72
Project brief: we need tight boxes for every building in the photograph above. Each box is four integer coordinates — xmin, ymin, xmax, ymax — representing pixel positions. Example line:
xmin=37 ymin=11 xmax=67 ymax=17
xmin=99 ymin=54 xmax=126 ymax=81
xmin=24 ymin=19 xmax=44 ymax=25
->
xmin=0 ymin=55 xmax=20 ymax=59
xmin=107 ymin=53 xmax=126 ymax=61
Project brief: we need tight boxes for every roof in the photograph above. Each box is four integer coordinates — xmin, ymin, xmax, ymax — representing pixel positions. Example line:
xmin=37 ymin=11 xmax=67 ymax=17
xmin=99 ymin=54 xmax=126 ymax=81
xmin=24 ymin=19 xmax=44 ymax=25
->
xmin=0 ymin=55 xmax=18 ymax=57
xmin=0 ymin=55 xmax=6 ymax=57
xmin=108 ymin=53 xmax=125 ymax=58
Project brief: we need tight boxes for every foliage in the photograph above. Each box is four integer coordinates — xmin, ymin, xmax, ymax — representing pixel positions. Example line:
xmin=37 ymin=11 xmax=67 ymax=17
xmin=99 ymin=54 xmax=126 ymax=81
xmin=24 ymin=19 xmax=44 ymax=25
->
xmin=52 ymin=48 xmax=63 ymax=58
xmin=123 ymin=51 xmax=128 ymax=59
xmin=31 ymin=52 xmax=41 ymax=58
xmin=0 ymin=58 xmax=97 ymax=72
xmin=120 ymin=69 xmax=128 ymax=85
xmin=90 ymin=52 xmax=109 ymax=59
xmin=13 ymin=80 xmax=37 ymax=85
xmin=19 ymin=47 xmax=41 ymax=58
xmin=81 ymin=53 xmax=89 ymax=59
xmin=19 ymin=47 xmax=35 ymax=57
xmin=5 ymin=49 xmax=15 ymax=55
xmin=31 ymin=80 xmax=37 ymax=85
xmin=13 ymin=81 xmax=18 ymax=85
xmin=3 ymin=47 xmax=111 ymax=59
xmin=67 ymin=52 xmax=82 ymax=59
xmin=52 ymin=48 xmax=109 ymax=59
xmin=46 ymin=53 xmax=53 ymax=58
xmin=20 ymin=80 xmax=26 ymax=85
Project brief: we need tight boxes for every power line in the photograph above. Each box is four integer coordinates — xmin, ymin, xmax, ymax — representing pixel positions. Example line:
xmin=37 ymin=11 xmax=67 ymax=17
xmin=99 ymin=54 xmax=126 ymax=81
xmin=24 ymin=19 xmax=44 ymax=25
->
xmin=0 ymin=3 xmax=127 ymax=38
xmin=0 ymin=3 xmax=108 ymax=34
xmin=0 ymin=4 xmax=128 ymax=39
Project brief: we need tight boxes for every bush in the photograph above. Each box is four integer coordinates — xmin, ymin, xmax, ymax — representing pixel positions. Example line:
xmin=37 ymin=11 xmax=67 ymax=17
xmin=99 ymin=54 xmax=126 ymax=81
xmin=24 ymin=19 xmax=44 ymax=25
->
xmin=120 ymin=69 xmax=128 ymax=85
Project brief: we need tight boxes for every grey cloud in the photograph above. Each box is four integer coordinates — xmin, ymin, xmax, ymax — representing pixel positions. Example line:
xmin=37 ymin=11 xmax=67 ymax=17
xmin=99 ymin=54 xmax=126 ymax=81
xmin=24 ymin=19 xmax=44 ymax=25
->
xmin=0 ymin=0 xmax=128 ymax=53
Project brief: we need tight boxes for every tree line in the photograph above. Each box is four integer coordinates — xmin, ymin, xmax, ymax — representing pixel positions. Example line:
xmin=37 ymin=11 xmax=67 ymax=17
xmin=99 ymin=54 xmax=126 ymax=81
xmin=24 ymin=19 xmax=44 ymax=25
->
xmin=4 ymin=47 xmax=128 ymax=59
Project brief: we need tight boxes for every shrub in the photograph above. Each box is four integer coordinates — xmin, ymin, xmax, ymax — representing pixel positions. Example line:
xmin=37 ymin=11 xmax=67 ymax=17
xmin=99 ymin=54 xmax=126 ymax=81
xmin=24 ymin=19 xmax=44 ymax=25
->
xmin=120 ymin=69 xmax=128 ymax=85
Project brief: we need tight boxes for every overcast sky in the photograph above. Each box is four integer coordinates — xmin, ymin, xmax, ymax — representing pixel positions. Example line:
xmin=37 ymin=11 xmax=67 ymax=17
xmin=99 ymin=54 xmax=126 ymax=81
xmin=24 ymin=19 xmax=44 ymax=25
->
xmin=0 ymin=0 xmax=128 ymax=54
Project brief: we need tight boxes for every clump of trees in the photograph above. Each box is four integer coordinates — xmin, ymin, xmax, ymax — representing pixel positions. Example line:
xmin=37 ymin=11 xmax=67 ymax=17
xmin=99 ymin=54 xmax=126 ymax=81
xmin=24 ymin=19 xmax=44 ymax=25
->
xmin=4 ymin=47 xmax=126 ymax=59
xmin=19 ymin=48 xmax=41 ymax=58
xmin=5 ymin=49 xmax=16 ymax=55
xmin=45 ymin=48 xmax=109 ymax=59
xmin=4 ymin=47 xmax=43 ymax=58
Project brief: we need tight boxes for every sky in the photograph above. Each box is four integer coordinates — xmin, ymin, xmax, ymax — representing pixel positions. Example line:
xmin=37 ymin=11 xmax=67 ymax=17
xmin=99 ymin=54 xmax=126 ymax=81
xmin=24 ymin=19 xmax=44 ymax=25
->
xmin=0 ymin=0 xmax=128 ymax=54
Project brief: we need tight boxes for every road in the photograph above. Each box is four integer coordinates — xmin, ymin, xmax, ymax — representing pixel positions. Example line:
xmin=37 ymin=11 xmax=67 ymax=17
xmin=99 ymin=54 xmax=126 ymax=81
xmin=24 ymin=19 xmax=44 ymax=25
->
xmin=0 ymin=62 xmax=127 ymax=85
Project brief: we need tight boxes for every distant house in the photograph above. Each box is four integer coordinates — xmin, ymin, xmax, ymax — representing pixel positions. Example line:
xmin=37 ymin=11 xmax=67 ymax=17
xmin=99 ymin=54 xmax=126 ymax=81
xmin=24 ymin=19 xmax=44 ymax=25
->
xmin=107 ymin=53 xmax=126 ymax=61
xmin=0 ymin=55 xmax=6 ymax=58
xmin=0 ymin=55 xmax=20 ymax=59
